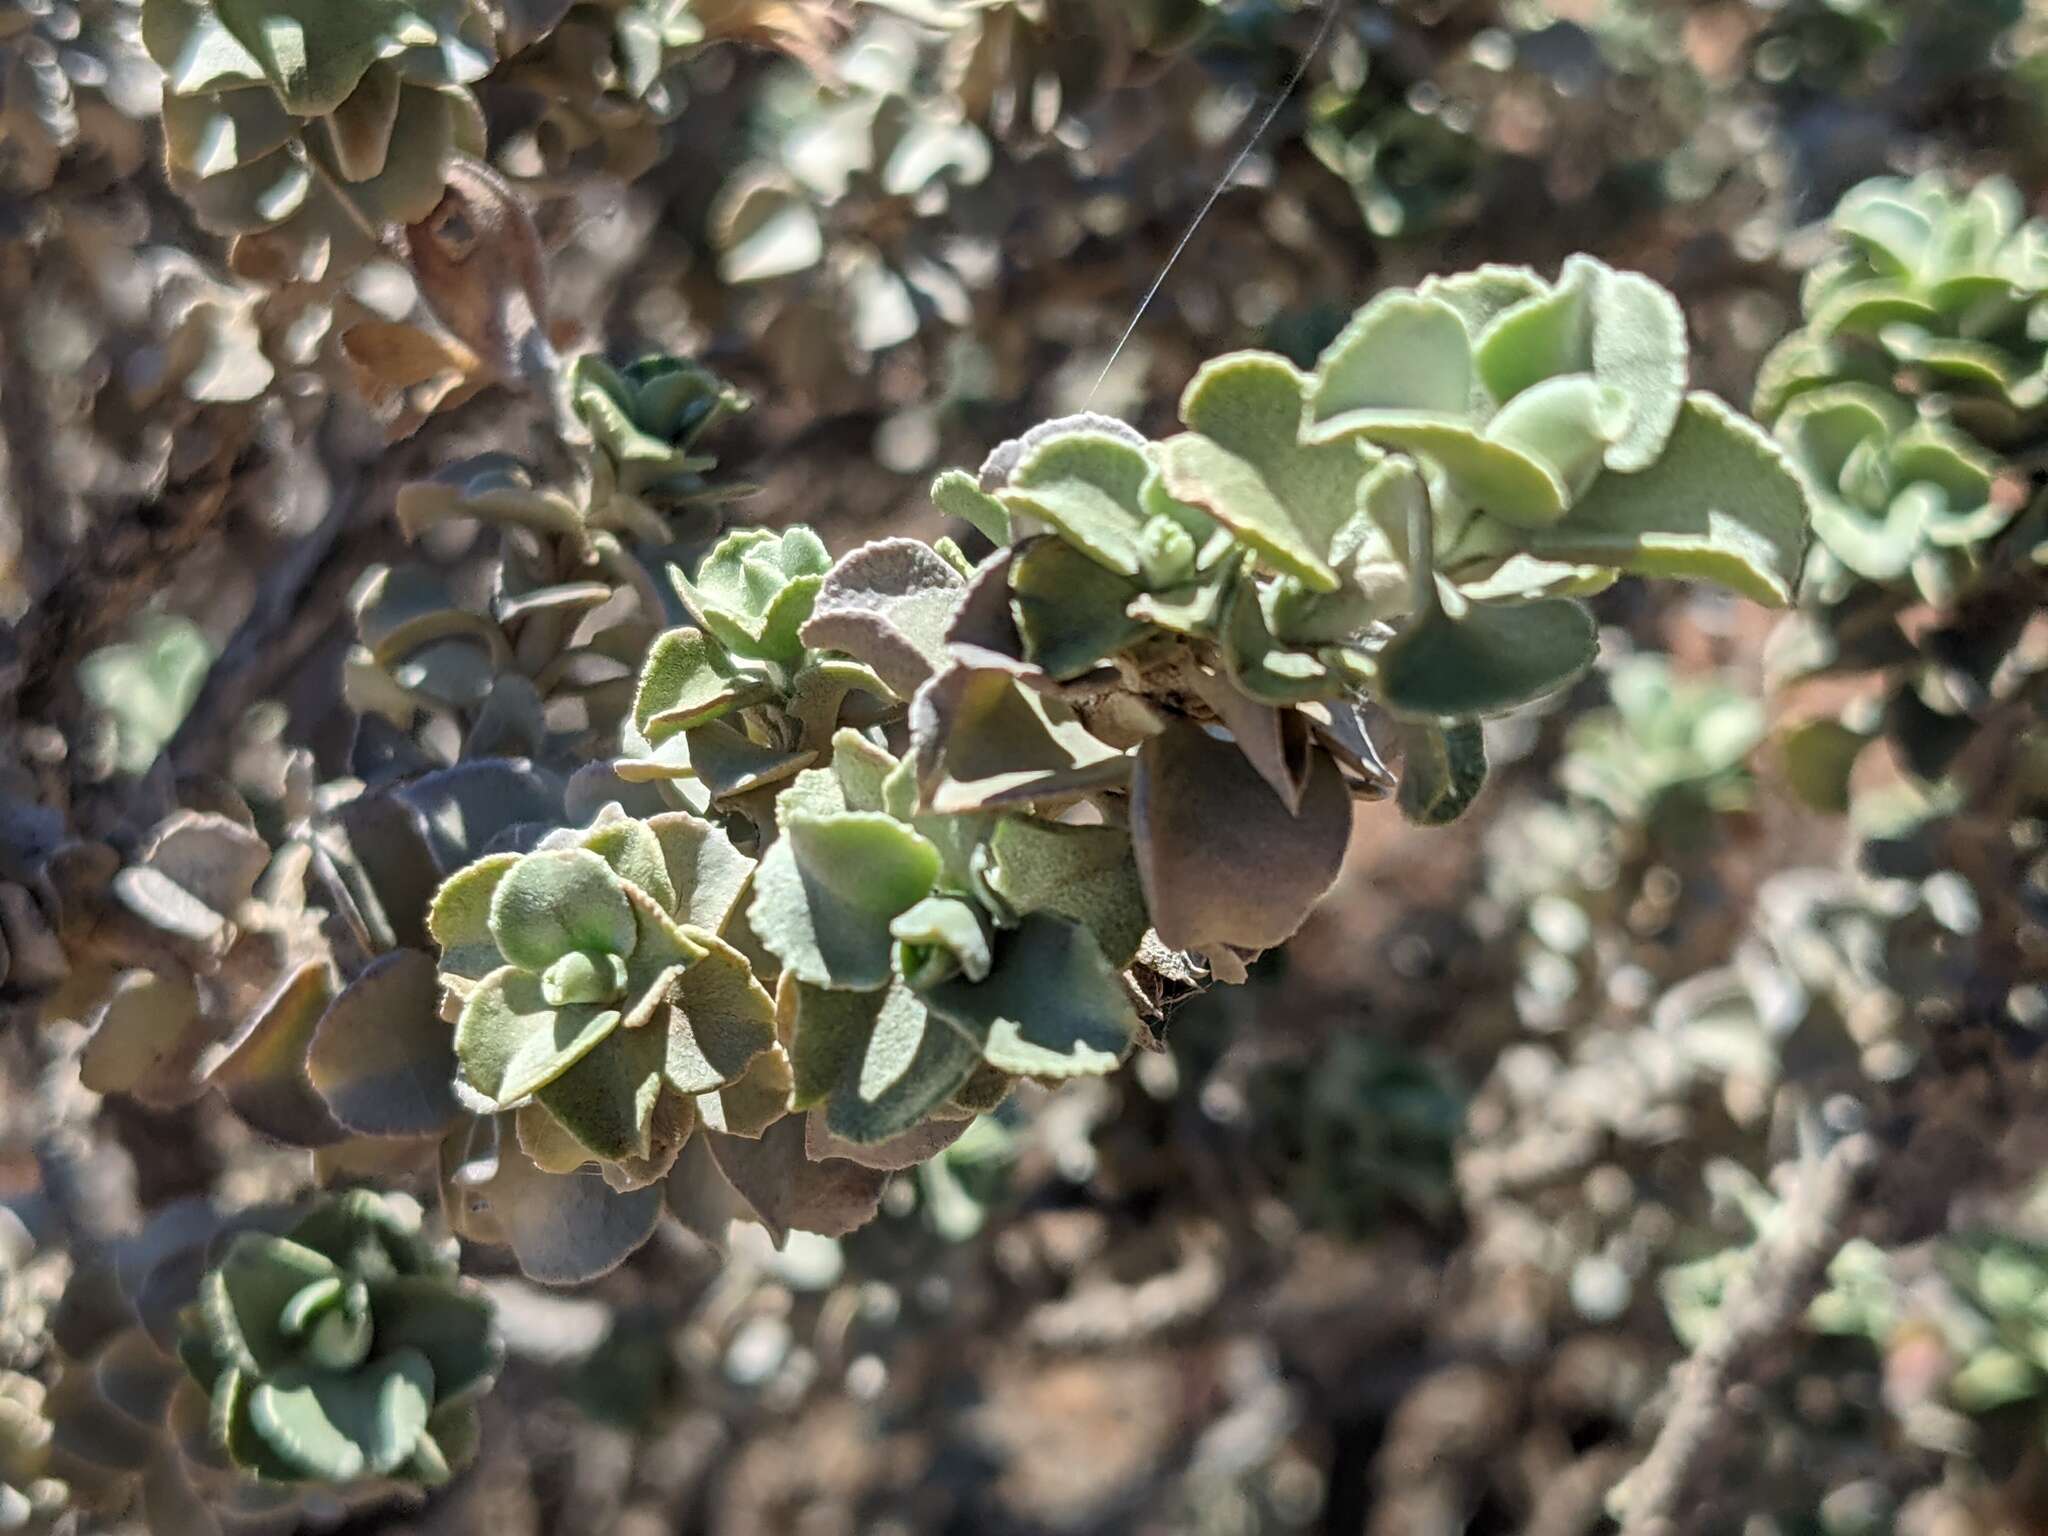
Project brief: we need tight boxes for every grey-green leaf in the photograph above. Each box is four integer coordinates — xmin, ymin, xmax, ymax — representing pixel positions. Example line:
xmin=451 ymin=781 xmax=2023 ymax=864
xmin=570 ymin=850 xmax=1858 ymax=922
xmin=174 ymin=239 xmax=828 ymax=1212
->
xmin=487 ymin=849 xmax=637 ymax=970
xmin=920 ymin=915 xmax=1138 ymax=1079
xmin=454 ymin=967 xmax=622 ymax=1107
xmin=1396 ymin=719 xmax=1489 ymax=825
xmin=747 ymin=812 xmax=941 ymax=990
xmin=799 ymin=538 xmax=968 ymax=699
xmin=307 ymin=949 xmax=461 ymax=1138
xmin=789 ymin=980 xmax=981 ymax=1144
xmin=1502 ymin=393 xmax=1811 ymax=606
xmin=1375 ymin=597 xmax=1597 ymax=720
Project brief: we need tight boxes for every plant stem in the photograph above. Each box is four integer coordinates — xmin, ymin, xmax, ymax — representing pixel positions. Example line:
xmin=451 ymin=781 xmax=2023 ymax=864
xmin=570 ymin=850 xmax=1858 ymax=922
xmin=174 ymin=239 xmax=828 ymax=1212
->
xmin=1613 ymin=1131 xmax=1880 ymax=1536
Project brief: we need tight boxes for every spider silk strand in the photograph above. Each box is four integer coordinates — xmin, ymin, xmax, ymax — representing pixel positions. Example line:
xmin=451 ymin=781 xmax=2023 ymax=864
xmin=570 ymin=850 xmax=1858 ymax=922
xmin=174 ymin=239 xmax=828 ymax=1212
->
xmin=1086 ymin=0 xmax=1344 ymax=408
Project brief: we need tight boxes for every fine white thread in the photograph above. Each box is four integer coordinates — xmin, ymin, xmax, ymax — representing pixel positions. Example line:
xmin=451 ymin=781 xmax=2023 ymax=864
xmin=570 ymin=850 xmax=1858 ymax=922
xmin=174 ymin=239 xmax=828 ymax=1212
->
xmin=1086 ymin=0 xmax=1345 ymax=407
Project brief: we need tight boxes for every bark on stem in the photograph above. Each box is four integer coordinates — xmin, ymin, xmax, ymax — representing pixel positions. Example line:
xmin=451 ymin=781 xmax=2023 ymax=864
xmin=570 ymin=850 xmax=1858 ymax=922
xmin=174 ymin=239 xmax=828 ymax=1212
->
xmin=1614 ymin=1132 xmax=1880 ymax=1536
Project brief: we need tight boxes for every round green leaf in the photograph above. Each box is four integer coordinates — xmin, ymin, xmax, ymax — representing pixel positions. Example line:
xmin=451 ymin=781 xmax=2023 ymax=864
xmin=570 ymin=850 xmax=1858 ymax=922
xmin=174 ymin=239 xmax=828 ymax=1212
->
xmin=1309 ymin=292 xmax=1474 ymax=422
xmin=427 ymin=852 xmax=519 ymax=987
xmin=203 ymin=1235 xmax=339 ymax=1376
xmin=747 ymin=813 xmax=941 ymax=990
xmin=998 ymin=431 xmax=1156 ymax=576
xmin=920 ymin=916 xmax=1138 ymax=1080
xmin=1473 ymin=266 xmax=1591 ymax=405
xmin=1376 ymin=597 xmax=1597 ymax=719
xmin=633 ymin=627 xmax=773 ymax=742
xmin=488 ymin=849 xmax=637 ymax=971
xmin=454 ymin=967 xmax=623 ymax=1107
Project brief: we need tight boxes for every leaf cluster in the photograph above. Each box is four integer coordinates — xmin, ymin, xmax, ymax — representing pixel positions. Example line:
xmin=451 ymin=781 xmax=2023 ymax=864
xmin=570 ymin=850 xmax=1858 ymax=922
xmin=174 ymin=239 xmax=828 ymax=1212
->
xmin=30 ymin=248 xmax=1820 ymax=1506
xmin=935 ymin=258 xmax=1804 ymax=842
xmin=175 ymin=1190 xmax=498 ymax=1488
xmin=38 ymin=1191 xmax=498 ymax=1531
xmin=1759 ymin=175 xmax=2048 ymax=816
xmin=353 ymin=352 xmax=750 ymax=754
xmin=391 ymin=256 xmax=1814 ymax=1279
xmin=711 ymin=22 xmax=993 ymax=375
xmin=146 ymin=0 xmax=497 ymax=288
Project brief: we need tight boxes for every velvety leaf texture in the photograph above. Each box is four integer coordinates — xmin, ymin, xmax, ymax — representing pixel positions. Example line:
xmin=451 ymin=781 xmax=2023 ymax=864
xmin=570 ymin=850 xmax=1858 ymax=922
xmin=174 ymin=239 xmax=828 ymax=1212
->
xmin=381 ymin=249 xmax=1816 ymax=1283
xmin=1131 ymin=721 xmax=1353 ymax=955
xmin=1375 ymin=596 xmax=1598 ymax=720
xmin=920 ymin=915 xmax=1138 ymax=1079
xmin=1505 ymin=394 xmax=1811 ymax=605
xmin=169 ymin=1190 xmax=501 ymax=1493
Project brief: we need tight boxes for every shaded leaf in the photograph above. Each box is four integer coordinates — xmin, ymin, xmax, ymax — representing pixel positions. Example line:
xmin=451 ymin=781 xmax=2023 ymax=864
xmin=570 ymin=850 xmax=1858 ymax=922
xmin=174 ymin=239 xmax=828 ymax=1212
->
xmin=1396 ymin=719 xmax=1488 ymax=825
xmin=1008 ymin=536 xmax=1151 ymax=679
xmin=664 ymin=932 xmax=778 ymax=1092
xmin=920 ymin=916 xmax=1137 ymax=1078
xmin=909 ymin=665 xmax=1129 ymax=813
xmin=804 ymin=1110 xmax=970 ymax=1171
xmin=1130 ymin=721 xmax=1352 ymax=954
xmin=1778 ymin=718 xmax=1874 ymax=815
xmin=979 ymin=817 xmax=1147 ymax=968
xmin=366 ymin=1278 xmax=500 ymax=1405
xmin=308 ymin=949 xmax=461 ymax=1138
xmin=202 ymin=961 xmax=349 ymax=1147
xmin=1376 ymin=597 xmax=1597 ymax=719
xmin=695 ymin=1044 xmax=793 ymax=1138
xmin=465 ymin=1137 xmax=664 ymax=1284
xmin=705 ymin=1116 xmax=888 ymax=1246
xmin=788 ymin=980 xmax=981 ymax=1143
xmin=535 ymin=1024 xmax=666 ymax=1163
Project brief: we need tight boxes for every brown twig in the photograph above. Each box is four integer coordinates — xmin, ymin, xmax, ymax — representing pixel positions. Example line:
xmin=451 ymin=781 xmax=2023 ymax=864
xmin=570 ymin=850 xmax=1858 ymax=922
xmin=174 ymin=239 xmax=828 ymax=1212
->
xmin=163 ymin=442 xmax=378 ymax=780
xmin=1613 ymin=1131 xmax=1880 ymax=1536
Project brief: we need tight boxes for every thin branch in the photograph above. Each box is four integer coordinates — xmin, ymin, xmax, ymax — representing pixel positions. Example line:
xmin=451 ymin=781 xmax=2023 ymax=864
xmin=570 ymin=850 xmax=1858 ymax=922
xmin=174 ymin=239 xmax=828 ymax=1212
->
xmin=1613 ymin=1132 xmax=1880 ymax=1536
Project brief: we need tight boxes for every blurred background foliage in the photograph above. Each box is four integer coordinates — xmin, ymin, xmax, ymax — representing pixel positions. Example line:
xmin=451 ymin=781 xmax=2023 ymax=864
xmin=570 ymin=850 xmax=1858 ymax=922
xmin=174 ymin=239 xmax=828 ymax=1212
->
xmin=3 ymin=0 xmax=2048 ymax=1533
